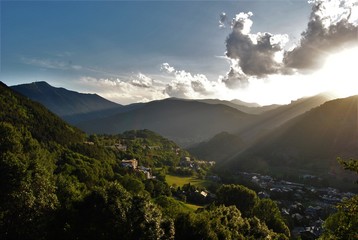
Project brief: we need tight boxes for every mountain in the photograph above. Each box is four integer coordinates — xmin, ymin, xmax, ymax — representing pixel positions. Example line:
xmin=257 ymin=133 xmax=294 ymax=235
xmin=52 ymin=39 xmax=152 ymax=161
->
xmin=230 ymin=99 xmax=260 ymax=107
xmin=11 ymin=81 xmax=122 ymax=123
xmin=188 ymin=132 xmax=246 ymax=162
xmin=78 ymin=98 xmax=253 ymax=146
xmin=198 ymin=99 xmax=281 ymax=115
xmin=188 ymin=94 xmax=333 ymax=163
xmin=0 ymin=81 xmax=84 ymax=145
xmin=236 ymin=94 xmax=333 ymax=141
xmin=226 ymin=95 xmax=358 ymax=185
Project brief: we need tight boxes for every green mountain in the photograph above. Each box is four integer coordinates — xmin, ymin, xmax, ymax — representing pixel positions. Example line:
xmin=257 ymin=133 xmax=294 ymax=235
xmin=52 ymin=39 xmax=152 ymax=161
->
xmin=1 ymin=81 xmax=84 ymax=145
xmin=227 ymin=95 xmax=358 ymax=184
xmin=11 ymin=81 xmax=122 ymax=123
xmin=78 ymin=98 xmax=253 ymax=146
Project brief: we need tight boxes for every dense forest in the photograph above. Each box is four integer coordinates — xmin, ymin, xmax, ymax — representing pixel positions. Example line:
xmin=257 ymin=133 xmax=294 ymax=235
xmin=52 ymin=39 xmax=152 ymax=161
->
xmin=0 ymin=81 xmax=357 ymax=239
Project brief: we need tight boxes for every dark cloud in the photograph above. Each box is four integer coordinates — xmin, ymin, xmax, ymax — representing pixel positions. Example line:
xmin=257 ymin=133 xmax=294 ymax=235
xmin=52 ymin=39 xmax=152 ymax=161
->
xmin=222 ymin=0 xmax=358 ymax=88
xmin=283 ymin=0 xmax=358 ymax=71
xmin=220 ymin=60 xmax=249 ymax=88
xmin=223 ymin=12 xmax=288 ymax=88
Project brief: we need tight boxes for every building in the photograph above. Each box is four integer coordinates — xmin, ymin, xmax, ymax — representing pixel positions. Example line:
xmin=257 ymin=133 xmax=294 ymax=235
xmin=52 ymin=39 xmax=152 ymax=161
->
xmin=121 ymin=159 xmax=138 ymax=169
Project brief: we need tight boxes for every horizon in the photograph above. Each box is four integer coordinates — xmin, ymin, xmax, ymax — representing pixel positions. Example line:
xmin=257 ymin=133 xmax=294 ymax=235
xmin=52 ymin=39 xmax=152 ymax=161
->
xmin=1 ymin=0 xmax=358 ymax=105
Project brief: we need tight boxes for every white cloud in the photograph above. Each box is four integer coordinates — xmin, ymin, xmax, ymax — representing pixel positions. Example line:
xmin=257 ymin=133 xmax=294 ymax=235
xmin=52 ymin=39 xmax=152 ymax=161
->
xmin=130 ymin=73 xmax=153 ymax=88
xmin=78 ymin=76 xmax=167 ymax=104
xmin=160 ymin=63 xmax=220 ymax=99
xmin=160 ymin=63 xmax=175 ymax=73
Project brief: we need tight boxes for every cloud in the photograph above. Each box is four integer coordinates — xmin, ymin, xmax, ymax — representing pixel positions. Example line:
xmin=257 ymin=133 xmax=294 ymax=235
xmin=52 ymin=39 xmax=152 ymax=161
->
xmin=223 ymin=12 xmax=289 ymax=88
xmin=160 ymin=63 xmax=218 ymax=98
xmin=160 ymin=62 xmax=175 ymax=73
xmin=222 ymin=0 xmax=358 ymax=88
xmin=21 ymin=57 xmax=70 ymax=70
xmin=79 ymin=76 xmax=167 ymax=104
xmin=219 ymin=12 xmax=227 ymax=29
xmin=283 ymin=0 xmax=358 ymax=70
xmin=130 ymin=73 xmax=153 ymax=88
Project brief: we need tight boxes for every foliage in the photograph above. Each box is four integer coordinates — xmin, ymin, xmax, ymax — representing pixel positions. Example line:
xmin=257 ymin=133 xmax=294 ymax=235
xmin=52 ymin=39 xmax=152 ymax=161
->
xmin=320 ymin=158 xmax=358 ymax=239
xmin=0 ymin=82 xmax=291 ymax=239
xmin=0 ymin=122 xmax=58 ymax=239
xmin=175 ymin=205 xmax=287 ymax=240
xmin=216 ymin=184 xmax=258 ymax=217
xmin=253 ymin=199 xmax=290 ymax=237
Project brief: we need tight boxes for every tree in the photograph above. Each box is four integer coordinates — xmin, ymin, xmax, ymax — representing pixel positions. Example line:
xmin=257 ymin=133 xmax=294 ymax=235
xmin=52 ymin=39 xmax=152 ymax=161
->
xmin=320 ymin=158 xmax=358 ymax=239
xmin=253 ymin=199 xmax=290 ymax=238
xmin=216 ymin=184 xmax=258 ymax=217
xmin=0 ymin=123 xmax=58 ymax=239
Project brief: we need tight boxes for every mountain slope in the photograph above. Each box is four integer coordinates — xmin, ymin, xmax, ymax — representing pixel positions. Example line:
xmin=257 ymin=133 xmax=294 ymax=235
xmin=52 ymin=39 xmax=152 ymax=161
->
xmin=0 ymin=81 xmax=84 ymax=145
xmin=11 ymin=81 xmax=122 ymax=123
xmin=188 ymin=132 xmax=246 ymax=162
xmin=227 ymin=95 xmax=358 ymax=181
xmin=198 ymin=99 xmax=280 ymax=115
xmin=236 ymin=94 xmax=333 ymax=141
xmin=78 ymin=98 xmax=253 ymax=146
xmin=188 ymin=94 xmax=332 ymax=163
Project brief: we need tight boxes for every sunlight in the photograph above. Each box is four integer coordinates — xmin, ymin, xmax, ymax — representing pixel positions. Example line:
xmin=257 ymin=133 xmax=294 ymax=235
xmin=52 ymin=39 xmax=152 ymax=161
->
xmin=316 ymin=47 xmax=358 ymax=98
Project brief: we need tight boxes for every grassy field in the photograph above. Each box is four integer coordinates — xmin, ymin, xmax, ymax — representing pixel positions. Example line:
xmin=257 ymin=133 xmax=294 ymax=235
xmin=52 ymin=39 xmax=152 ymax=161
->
xmin=183 ymin=202 xmax=203 ymax=210
xmin=165 ymin=174 xmax=210 ymax=188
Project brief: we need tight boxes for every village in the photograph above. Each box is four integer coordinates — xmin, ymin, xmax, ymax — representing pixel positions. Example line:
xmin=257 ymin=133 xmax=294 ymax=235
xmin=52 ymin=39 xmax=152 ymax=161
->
xmin=113 ymin=137 xmax=355 ymax=239
xmin=236 ymin=171 xmax=355 ymax=239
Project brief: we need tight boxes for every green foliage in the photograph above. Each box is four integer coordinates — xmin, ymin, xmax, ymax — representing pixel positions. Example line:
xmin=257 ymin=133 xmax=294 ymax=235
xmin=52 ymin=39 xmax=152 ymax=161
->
xmin=253 ymin=199 xmax=290 ymax=238
xmin=320 ymin=158 xmax=358 ymax=239
xmin=0 ymin=123 xmax=58 ymax=239
xmin=117 ymin=129 xmax=186 ymax=167
xmin=119 ymin=175 xmax=145 ymax=194
xmin=175 ymin=205 xmax=286 ymax=240
xmin=0 ymin=82 xmax=85 ymax=146
xmin=216 ymin=184 xmax=258 ymax=217
xmin=0 ymin=83 xmax=289 ymax=239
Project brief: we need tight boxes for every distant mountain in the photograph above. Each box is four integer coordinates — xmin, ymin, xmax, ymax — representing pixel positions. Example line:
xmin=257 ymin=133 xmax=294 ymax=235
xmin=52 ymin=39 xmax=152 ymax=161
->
xmin=11 ymin=81 xmax=122 ymax=123
xmin=236 ymin=94 xmax=333 ymax=141
xmin=198 ymin=99 xmax=280 ymax=115
xmin=230 ymin=99 xmax=260 ymax=107
xmin=0 ymin=81 xmax=84 ymax=145
xmin=226 ymin=95 xmax=358 ymax=185
xmin=187 ymin=132 xmax=246 ymax=162
xmin=78 ymin=98 xmax=253 ymax=146
xmin=188 ymin=94 xmax=333 ymax=163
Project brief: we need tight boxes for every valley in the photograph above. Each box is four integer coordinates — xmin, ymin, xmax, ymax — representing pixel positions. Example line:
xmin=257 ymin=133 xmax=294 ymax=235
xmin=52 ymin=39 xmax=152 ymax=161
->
xmin=2 ymin=81 xmax=358 ymax=239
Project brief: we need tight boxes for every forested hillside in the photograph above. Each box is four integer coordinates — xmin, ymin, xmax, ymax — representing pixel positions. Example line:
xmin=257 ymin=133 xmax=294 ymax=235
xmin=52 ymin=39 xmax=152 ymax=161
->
xmin=11 ymin=81 xmax=122 ymax=123
xmin=0 ymin=81 xmax=290 ymax=239
xmin=78 ymin=98 xmax=253 ymax=146
xmin=227 ymin=96 xmax=358 ymax=187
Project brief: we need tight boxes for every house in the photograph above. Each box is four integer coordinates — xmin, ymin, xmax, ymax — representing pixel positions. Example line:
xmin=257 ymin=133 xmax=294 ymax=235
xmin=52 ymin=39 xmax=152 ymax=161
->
xmin=121 ymin=159 xmax=138 ymax=169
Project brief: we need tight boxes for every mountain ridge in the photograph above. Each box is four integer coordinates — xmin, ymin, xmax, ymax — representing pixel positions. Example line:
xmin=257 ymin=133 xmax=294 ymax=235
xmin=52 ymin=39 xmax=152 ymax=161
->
xmin=11 ymin=81 xmax=122 ymax=123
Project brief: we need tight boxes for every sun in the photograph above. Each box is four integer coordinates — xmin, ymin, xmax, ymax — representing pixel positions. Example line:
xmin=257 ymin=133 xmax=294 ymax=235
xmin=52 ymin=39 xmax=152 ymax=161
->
xmin=316 ymin=46 xmax=358 ymax=98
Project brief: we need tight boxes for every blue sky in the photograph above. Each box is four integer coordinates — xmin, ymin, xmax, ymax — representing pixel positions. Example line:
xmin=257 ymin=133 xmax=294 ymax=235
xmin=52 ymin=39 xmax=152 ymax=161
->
xmin=1 ymin=0 xmax=358 ymax=104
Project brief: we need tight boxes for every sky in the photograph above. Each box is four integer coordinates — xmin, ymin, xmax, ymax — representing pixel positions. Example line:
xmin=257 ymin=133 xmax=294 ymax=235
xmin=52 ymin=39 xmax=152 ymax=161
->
xmin=1 ymin=0 xmax=358 ymax=105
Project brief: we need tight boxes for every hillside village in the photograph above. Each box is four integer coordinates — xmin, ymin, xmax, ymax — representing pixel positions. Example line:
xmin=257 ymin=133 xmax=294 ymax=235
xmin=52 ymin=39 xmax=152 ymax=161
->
xmin=236 ymin=171 xmax=356 ymax=239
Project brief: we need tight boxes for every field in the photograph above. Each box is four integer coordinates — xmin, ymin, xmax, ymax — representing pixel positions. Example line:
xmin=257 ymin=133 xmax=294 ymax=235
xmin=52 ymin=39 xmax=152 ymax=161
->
xmin=183 ymin=202 xmax=203 ymax=210
xmin=165 ymin=174 xmax=209 ymax=188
